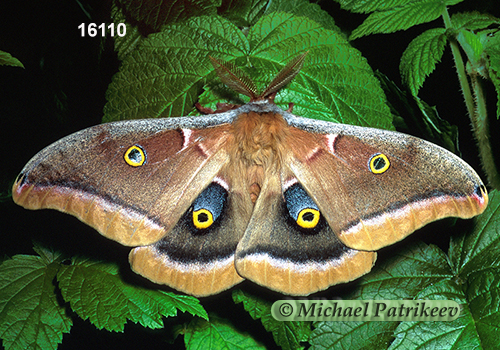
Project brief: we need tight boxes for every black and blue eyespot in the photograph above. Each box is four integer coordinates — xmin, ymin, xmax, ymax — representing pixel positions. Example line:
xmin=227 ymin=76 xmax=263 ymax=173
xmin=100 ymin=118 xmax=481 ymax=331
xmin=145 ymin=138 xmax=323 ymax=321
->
xmin=124 ymin=145 xmax=146 ymax=167
xmin=284 ymin=183 xmax=321 ymax=229
xmin=192 ymin=183 xmax=227 ymax=230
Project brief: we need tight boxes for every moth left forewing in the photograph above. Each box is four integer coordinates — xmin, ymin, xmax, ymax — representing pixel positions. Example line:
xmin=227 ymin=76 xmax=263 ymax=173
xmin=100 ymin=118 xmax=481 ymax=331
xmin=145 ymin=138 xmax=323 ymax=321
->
xmin=12 ymin=112 xmax=239 ymax=247
xmin=234 ymin=172 xmax=376 ymax=296
xmin=283 ymin=112 xmax=488 ymax=251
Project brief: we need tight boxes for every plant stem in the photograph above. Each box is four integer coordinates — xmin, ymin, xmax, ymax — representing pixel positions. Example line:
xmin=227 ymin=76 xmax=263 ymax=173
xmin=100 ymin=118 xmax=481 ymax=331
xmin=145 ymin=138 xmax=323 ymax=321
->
xmin=470 ymin=73 xmax=500 ymax=188
xmin=442 ymin=8 xmax=500 ymax=189
xmin=441 ymin=9 xmax=475 ymax=118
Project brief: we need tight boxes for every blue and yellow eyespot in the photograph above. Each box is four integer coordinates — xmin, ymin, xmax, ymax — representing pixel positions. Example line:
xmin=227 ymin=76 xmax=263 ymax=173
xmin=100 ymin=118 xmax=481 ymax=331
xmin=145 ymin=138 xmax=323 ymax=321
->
xmin=124 ymin=145 xmax=146 ymax=167
xmin=297 ymin=208 xmax=320 ymax=228
xmin=369 ymin=153 xmax=390 ymax=174
xmin=193 ymin=209 xmax=214 ymax=229
xmin=285 ymin=183 xmax=321 ymax=230
xmin=191 ymin=182 xmax=227 ymax=230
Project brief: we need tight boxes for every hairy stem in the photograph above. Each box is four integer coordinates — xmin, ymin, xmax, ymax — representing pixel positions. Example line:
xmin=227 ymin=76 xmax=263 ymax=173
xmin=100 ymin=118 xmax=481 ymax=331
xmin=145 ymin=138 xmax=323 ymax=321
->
xmin=441 ymin=9 xmax=475 ymax=117
xmin=470 ymin=73 xmax=500 ymax=188
xmin=442 ymin=8 xmax=499 ymax=189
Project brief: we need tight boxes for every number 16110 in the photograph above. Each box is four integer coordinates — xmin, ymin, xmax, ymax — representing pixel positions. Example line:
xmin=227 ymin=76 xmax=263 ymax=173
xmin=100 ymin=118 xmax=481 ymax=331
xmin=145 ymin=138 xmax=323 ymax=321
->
xmin=78 ymin=23 xmax=126 ymax=37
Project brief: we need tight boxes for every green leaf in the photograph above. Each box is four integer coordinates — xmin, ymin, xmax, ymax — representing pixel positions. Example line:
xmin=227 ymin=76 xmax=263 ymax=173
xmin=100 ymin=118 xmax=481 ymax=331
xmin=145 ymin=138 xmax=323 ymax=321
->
xmin=0 ymin=50 xmax=24 ymax=68
xmin=244 ymin=12 xmax=392 ymax=127
xmin=32 ymin=242 xmax=64 ymax=264
xmin=335 ymin=0 xmax=412 ymax=13
xmin=388 ymin=280 xmax=478 ymax=349
xmin=184 ymin=316 xmax=265 ymax=350
xmin=485 ymin=32 xmax=500 ymax=117
xmin=451 ymin=11 xmax=500 ymax=31
xmin=466 ymin=268 xmax=500 ymax=348
xmin=103 ymin=15 xmax=248 ymax=122
xmin=57 ymin=259 xmax=127 ymax=331
xmin=57 ymin=257 xmax=207 ymax=332
xmin=233 ymin=290 xmax=311 ymax=350
xmin=410 ymin=97 xmax=458 ymax=153
xmin=376 ymin=71 xmax=459 ymax=153
xmin=456 ymin=29 xmax=485 ymax=66
xmin=265 ymin=0 xmax=341 ymax=32
xmin=111 ymin=4 xmax=145 ymax=61
xmin=105 ymin=13 xmax=392 ymax=130
xmin=349 ymin=0 xmax=463 ymax=40
xmin=0 ymin=254 xmax=72 ymax=350
xmin=310 ymin=321 xmax=395 ymax=350
xmin=218 ymin=0 xmax=268 ymax=27
xmin=445 ymin=190 xmax=500 ymax=348
xmin=122 ymin=288 xmax=209 ymax=329
xmin=450 ymin=190 xmax=500 ymax=278
xmin=117 ymin=0 xmax=220 ymax=32
xmin=400 ymin=28 xmax=447 ymax=96
xmin=348 ymin=241 xmax=453 ymax=300
xmin=390 ymin=309 xmax=476 ymax=349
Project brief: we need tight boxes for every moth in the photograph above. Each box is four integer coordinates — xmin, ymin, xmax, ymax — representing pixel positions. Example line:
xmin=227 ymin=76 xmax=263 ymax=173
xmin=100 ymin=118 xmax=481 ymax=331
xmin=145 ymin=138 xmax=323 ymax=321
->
xmin=12 ymin=53 xmax=488 ymax=296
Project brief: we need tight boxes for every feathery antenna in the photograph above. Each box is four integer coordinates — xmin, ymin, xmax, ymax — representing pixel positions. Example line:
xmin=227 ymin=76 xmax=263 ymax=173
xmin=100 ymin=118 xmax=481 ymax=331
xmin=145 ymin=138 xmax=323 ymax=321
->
xmin=260 ymin=51 xmax=308 ymax=99
xmin=209 ymin=52 xmax=308 ymax=102
xmin=209 ymin=57 xmax=259 ymax=100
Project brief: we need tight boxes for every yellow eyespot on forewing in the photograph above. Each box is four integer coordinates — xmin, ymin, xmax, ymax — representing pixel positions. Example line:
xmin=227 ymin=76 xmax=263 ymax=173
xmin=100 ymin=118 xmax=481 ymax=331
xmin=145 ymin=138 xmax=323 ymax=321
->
xmin=124 ymin=145 xmax=146 ymax=167
xmin=369 ymin=153 xmax=390 ymax=174
xmin=297 ymin=208 xmax=320 ymax=228
xmin=193 ymin=208 xmax=214 ymax=229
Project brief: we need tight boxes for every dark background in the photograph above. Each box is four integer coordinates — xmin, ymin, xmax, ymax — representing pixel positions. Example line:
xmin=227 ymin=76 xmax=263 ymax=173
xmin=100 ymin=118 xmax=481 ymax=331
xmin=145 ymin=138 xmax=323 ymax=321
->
xmin=0 ymin=0 xmax=499 ymax=349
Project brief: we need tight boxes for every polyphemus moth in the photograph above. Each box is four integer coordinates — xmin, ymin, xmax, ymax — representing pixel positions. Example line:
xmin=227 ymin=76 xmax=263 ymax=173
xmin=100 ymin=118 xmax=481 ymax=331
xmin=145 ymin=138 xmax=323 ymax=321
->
xmin=13 ymin=53 xmax=488 ymax=297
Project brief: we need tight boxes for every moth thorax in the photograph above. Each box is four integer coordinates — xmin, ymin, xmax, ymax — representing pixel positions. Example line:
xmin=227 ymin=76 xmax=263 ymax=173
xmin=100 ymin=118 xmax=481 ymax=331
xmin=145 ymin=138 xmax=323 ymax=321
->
xmin=230 ymin=111 xmax=289 ymax=168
